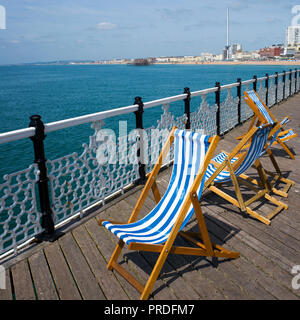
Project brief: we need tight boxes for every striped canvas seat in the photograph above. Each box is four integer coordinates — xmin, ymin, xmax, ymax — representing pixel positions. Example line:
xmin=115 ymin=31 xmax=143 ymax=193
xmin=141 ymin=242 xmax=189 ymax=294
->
xmin=102 ymin=129 xmax=211 ymax=245
xmin=206 ymin=125 xmax=271 ymax=184
xmin=246 ymin=90 xmax=274 ymax=123
xmin=246 ymin=91 xmax=290 ymax=127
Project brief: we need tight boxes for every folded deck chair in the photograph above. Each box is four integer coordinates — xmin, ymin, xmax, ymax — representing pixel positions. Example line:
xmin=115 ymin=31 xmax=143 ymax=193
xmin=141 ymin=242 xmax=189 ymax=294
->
xmin=242 ymin=90 xmax=296 ymax=195
xmin=204 ymin=124 xmax=288 ymax=226
xmin=236 ymin=121 xmax=294 ymax=198
xmin=240 ymin=90 xmax=297 ymax=159
xmin=99 ymin=127 xmax=239 ymax=300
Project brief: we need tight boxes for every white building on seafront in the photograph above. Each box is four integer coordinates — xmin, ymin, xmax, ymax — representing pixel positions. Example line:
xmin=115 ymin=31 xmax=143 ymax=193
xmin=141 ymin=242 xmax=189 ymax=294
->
xmin=286 ymin=26 xmax=300 ymax=46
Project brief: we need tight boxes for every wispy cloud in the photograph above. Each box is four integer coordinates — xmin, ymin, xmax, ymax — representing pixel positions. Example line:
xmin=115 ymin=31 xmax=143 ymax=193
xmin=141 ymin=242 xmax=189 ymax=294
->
xmin=97 ymin=22 xmax=117 ymax=30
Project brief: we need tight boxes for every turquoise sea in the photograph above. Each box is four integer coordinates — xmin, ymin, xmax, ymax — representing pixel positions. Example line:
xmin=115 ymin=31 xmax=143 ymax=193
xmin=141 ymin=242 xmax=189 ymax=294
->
xmin=0 ymin=64 xmax=295 ymax=182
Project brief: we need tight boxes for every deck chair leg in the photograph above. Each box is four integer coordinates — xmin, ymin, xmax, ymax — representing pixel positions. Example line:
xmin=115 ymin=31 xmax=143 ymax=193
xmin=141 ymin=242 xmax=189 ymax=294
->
xmin=209 ymin=185 xmax=272 ymax=225
xmin=266 ymin=149 xmax=281 ymax=174
xmin=190 ymin=192 xmax=214 ymax=256
xmin=265 ymin=149 xmax=294 ymax=197
xmin=245 ymin=207 xmax=271 ymax=225
xmin=277 ymin=138 xmax=295 ymax=159
xmin=140 ymin=242 xmax=171 ymax=300
xmin=253 ymin=159 xmax=271 ymax=192
xmin=107 ymin=239 xmax=125 ymax=270
xmin=190 ymin=191 xmax=226 ymax=267
xmin=225 ymin=158 xmax=247 ymax=212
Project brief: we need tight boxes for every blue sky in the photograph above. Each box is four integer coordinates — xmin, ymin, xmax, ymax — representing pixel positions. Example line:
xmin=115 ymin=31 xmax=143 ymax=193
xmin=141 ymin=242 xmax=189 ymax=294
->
xmin=0 ymin=0 xmax=299 ymax=64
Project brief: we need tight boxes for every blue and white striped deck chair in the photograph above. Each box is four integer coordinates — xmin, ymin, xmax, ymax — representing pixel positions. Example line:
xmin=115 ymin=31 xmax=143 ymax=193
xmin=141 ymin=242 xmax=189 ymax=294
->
xmin=99 ymin=127 xmax=239 ymax=300
xmin=244 ymin=90 xmax=297 ymax=159
xmin=204 ymin=124 xmax=288 ymax=226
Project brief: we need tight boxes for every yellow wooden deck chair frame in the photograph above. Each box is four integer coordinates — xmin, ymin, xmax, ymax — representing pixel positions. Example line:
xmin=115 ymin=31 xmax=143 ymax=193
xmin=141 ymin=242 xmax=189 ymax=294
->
xmin=99 ymin=127 xmax=239 ymax=300
xmin=239 ymin=90 xmax=297 ymax=159
xmin=204 ymin=124 xmax=288 ymax=226
xmin=239 ymin=91 xmax=295 ymax=197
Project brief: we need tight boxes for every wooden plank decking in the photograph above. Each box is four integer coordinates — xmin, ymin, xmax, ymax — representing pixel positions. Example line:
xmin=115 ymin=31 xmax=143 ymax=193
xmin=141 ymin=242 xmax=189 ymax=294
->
xmin=1 ymin=94 xmax=300 ymax=300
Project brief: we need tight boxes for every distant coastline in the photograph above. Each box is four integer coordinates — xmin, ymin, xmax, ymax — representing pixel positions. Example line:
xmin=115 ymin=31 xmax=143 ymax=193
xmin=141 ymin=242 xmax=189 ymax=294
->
xmin=3 ymin=60 xmax=300 ymax=67
xmin=53 ymin=60 xmax=300 ymax=66
xmin=76 ymin=61 xmax=300 ymax=67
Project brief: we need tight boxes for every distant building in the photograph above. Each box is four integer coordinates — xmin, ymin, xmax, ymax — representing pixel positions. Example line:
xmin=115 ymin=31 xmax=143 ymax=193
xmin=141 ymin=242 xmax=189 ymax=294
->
xmin=222 ymin=48 xmax=228 ymax=60
xmin=230 ymin=43 xmax=242 ymax=55
xmin=236 ymin=51 xmax=252 ymax=60
xmin=201 ymin=52 xmax=214 ymax=61
xmin=156 ymin=57 xmax=170 ymax=63
xmin=250 ymin=50 xmax=261 ymax=60
xmin=259 ymin=46 xmax=281 ymax=58
xmin=286 ymin=26 xmax=300 ymax=46
xmin=222 ymin=44 xmax=241 ymax=60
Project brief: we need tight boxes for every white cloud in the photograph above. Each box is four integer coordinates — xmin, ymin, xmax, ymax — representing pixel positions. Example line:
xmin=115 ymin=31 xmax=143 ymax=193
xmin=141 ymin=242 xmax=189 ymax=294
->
xmin=97 ymin=22 xmax=117 ymax=30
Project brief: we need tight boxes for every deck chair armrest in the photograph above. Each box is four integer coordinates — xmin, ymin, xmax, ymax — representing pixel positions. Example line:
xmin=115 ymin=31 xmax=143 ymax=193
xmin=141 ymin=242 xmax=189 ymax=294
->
xmin=280 ymin=116 xmax=290 ymax=127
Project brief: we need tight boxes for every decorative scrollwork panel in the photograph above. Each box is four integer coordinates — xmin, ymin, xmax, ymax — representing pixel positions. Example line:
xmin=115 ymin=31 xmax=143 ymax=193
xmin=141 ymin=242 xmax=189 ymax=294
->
xmin=145 ymin=104 xmax=187 ymax=173
xmin=268 ymin=79 xmax=276 ymax=107
xmin=0 ymin=164 xmax=41 ymax=255
xmin=257 ymin=80 xmax=266 ymax=105
xmin=219 ymin=89 xmax=239 ymax=134
xmin=285 ymin=79 xmax=290 ymax=98
xmin=48 ymin=120 xmax=139 ymax=224
xmin=190 ymin=94 xmax=218 ymax=135
xmin=240 ymin=83 xmax=253 ymax=122
xmin=277 ymin=78 xmax=284 ymax=102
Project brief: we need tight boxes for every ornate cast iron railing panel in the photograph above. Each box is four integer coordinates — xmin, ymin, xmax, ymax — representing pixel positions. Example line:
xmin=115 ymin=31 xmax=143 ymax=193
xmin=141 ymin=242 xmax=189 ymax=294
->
xmin=0 ymin=164 xmax=42 ymax=254
xmin=190 ymin=94 xmax=217 ymax=135
xmin=219 ymin=89 xmax=239 ymax=134
xmin=48 ymin=120 xmax=140 ymax=224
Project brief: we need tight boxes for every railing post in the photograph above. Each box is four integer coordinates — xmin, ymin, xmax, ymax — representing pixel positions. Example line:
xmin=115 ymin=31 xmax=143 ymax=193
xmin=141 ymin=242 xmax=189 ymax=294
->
xmin=237 ymin=78 xmax=242 ymax=125
xmin=184 ymin=87 xmax=191 ymax=130
xmin=215 ymin=82 xmax=221 ymax=136
xmin=253 ymin=75 xmax=257 ymax=91
xmin=296 ymin=70 xmax=298 ymax=93
xmin=275 ymin=72 xmax=278 ymax=104
xmin=297 ymin=69 xmax=300 ymax=92
xmin=134 ymin=96 xmax=146 ymax=183
xmin=29 ymin=115 xmax=56 ymax=242
xmin=283 ymin=71 xmax=286 ymax=100
xmin=265 ymin=73 xmax=269 ymax=106
xmin=289 ymin=69 xmax=292 ymax=97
